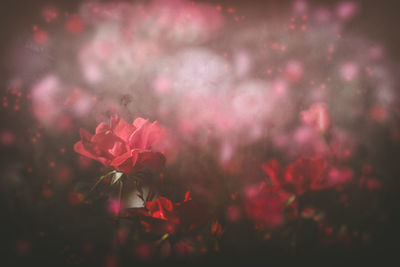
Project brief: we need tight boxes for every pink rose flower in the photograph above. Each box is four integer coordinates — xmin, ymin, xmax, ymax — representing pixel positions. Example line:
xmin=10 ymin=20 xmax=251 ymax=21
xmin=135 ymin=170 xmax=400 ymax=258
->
xmin=74 ymin=115 xmax=165 ymax=174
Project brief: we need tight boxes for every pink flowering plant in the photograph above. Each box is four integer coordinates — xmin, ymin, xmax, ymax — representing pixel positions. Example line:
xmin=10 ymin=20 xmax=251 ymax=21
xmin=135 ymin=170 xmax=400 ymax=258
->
xmin=72 ymin=107 xmax=385 ymax=262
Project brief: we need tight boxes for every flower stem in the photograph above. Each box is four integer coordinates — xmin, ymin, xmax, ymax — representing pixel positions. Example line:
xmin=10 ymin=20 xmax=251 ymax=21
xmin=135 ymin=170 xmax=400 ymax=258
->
xmin=113 ymin=179 xmax=124 ymax=263
xmin=118 ymin=179 xmax=124 ymax=213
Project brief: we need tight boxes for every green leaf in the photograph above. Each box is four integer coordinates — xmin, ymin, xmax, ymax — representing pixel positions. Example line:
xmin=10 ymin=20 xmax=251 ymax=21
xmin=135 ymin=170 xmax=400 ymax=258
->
xmin=285 ymin=195 xmax=296 ymax=206
xmin=89 ymin=170 xmax=117 ymax=192
xmin=156 ymin=233 xmax=169 ymax=245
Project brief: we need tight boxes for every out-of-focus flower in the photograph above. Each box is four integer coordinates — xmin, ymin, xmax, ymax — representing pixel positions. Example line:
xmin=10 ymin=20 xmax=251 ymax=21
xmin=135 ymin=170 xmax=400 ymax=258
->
xmin=135 ymin=242 xmax=155 ymax=260
xmin=262 ymin=157 xmax=353 ymax=195
xmin=358 ymin=177 xmax=381 ymax=191
xmin=248 ymin=157 xmax=354 ymax=228
xmin=273 ymin=126 xmax=355 ymax=162
xmin=336 ymin=1 xmax=358 ymax=21
xmin=326 ymin=167 xmax=353 ymax=187
xmin=226 ymin=205 xmax=241 ymax=222
xmin=285 ymin=60 xmax=304 ymax=83
xmin=74 ymin=115 xmax=165 ymax=174
xmin=211 ymin=220 xmax=223 ymax=237
xmin=284 ymin=157 xmax=329 ymax=195
xmin=369 ymin=105 xmax=387 ymax=122
xmin=300 ymin=102 xmax=330 ymax=132
xmin=125 ymin=192 xmax=209 ymax=235
xmin=245 ymin=185 xmax=298 ymax=227
xmin=261 ymin=158 xmax=282 ymax=188
xmin=174 ymin=239 xmax=195 ymax=257
xmin=358 ymin=166 xmax=381 ymax=191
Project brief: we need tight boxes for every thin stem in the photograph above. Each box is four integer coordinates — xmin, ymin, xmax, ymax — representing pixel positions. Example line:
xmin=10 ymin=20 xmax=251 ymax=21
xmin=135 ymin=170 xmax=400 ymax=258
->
xmin=113 ymin=179 xmax=124 ymax=263
xmin=89 ymin=170 xmax=116 ymax=193
xmin=118 ymin=179 xmax=124 ymax=213
xmin=147 ymin=186 xmax=155 ymax=202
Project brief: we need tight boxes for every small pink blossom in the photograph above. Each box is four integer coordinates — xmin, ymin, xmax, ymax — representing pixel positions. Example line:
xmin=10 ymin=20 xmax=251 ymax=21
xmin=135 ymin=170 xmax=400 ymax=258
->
xmin=300 ymin=102 xmax=330 ymax=132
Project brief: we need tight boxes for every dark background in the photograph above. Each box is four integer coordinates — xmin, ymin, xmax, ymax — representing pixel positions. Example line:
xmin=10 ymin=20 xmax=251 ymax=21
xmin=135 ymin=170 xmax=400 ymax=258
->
xmin=0 ymin=0 xmax=400 ymax=265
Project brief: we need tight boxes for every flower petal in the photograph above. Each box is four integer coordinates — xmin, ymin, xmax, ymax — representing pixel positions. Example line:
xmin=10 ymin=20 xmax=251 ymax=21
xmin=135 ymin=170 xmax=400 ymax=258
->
xmin=110 ymin=150 xmax=137 ymax=174
xmin=110 ymin=115 xmax=136 ymax=142
xmin=73 ymin=141 xmax=109 ymax=166
xmin=129 ymin=120 xmax=163 ymax=150
xmin=262 ymin=159 xmax=282 ymax=187
xmin=135 ymin=151 xmax=166 ymax=171
xmin=95 ymin=122 xmax=110 ymax=134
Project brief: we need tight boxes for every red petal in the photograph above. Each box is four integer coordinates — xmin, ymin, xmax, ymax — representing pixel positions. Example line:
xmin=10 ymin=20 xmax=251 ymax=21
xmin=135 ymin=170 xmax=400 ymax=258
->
xmin=284 ymin=157 xmax=328 ymax=195
xmin=158 ymin=197 xmax=174 ymax=212
xmin=146 ymin=197 xmax=173 ymax=214
xmin=261 ymin=159 xmax=282 ymax=186
xmin=135 ymin=151 xmax=166 ymax=171
xmin=79 ymin=128 xmax=92 ymax=141
xmin=211 ymin=220 xmax=223 ymax=237
xmin=133 ymin=117 xmax=148 ymax=129
xmin=110 ymin=115 xmax=135 ymax=143
xmin=184 ymin=191 xmax=192 ymax=202
xmin=108 ymin=141 xmax=129 ymax=157
xmin=110 ymin=150 xmax=136 ymax=174
xmin=95 ymin=122 xmax=110 ymax=134
xmin=129 ymin=121 xmax=163 ymax=150
xmin=73 ymin=141 xmax=109 ymax=166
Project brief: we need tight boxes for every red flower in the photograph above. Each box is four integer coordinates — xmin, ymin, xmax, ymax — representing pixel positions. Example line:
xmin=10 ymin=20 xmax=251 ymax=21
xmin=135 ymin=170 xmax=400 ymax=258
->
xmin=245 ymin=185 xmax=298 ymax=227
xmin=262 ymin=157 xmax=352 ymax=195
xmin=74 ymin=115 xmax=166 ymax=174
xmin=284 ymin=157 xmax=328 ymax=195
xmin=145 ymin=197 xmax=175 ymax=220
xmin=125 ymin=192 xmax=209 ymax=235
xmin=326 ymin=167 xmax=353 ymax=187
xmin=300 ymin=102 xmax=330 ymax=132
xmin=261 ymin=158 xmax=282 ymax=188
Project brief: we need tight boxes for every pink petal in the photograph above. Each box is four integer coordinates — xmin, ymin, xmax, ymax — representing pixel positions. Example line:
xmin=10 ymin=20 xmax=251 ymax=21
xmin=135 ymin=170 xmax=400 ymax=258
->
xmin=95 ymin=122 xmax=110 ymax=134
xmin=110 ymin=115 xmax=136 ymax=142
